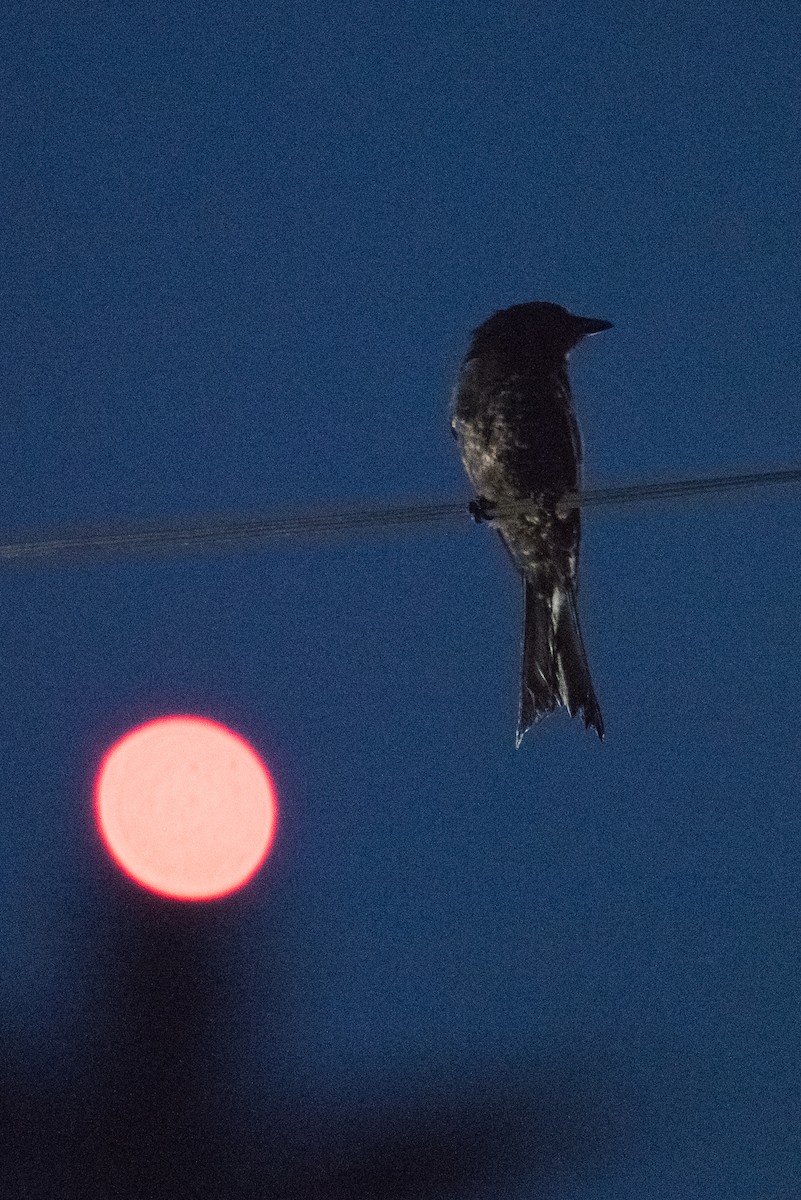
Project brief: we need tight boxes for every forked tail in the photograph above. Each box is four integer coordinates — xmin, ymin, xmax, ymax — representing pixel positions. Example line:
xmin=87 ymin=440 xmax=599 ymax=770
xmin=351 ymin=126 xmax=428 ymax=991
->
xmin=517 ymin=573 xmax=604 ymax=746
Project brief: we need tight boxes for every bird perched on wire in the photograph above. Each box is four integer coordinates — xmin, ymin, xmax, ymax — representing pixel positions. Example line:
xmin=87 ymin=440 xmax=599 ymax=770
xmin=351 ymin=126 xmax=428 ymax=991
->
xmin=451 ymin=301 xmax=611 ymax=746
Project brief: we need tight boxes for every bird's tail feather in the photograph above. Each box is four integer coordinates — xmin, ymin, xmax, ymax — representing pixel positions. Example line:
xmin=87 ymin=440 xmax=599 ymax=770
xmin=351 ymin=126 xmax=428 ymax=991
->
xmin=517 ymin=574 xmax=604 ymax=747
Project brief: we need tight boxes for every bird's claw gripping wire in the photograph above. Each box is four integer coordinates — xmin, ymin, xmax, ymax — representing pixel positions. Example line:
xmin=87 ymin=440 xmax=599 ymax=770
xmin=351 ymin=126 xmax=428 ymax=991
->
xmin=468 ymin=496 xmax=497 ymax=524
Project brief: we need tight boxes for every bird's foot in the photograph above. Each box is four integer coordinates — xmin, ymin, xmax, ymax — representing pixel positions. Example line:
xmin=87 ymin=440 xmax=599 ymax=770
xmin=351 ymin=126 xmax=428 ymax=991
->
xmin=468 ymin=496 xmax=496 ymax=524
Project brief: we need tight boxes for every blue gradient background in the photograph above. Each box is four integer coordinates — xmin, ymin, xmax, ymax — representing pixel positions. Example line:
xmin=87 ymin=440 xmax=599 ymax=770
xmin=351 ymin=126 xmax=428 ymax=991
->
xmin=2 ymin=3 xmax=800 ymax=1195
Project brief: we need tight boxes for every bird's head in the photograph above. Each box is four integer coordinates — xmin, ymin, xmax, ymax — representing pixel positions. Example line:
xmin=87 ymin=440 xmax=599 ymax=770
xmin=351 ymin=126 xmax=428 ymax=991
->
xmin=469 ymin=301 xmax=612 ymax=358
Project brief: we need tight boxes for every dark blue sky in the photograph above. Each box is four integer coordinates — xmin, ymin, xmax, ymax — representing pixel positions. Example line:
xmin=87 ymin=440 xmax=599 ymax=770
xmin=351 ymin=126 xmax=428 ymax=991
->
xmin=2 ymin=3 xmax=800 ymax=1196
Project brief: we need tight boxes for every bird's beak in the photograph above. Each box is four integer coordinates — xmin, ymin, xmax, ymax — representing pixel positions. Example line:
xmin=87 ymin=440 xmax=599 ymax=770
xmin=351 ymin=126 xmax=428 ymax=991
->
xmin=577 ymin=316 xmax=613 ymax=335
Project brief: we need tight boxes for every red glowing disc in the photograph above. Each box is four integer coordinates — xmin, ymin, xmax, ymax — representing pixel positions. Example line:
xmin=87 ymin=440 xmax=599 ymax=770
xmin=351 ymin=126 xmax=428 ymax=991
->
xmin=94 ymin=716 xmax=277 ymax=900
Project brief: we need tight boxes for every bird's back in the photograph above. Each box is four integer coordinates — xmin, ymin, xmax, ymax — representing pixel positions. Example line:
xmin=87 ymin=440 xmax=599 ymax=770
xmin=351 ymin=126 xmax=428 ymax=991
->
xmin=451 ymin=353 xmax=582 ymax=504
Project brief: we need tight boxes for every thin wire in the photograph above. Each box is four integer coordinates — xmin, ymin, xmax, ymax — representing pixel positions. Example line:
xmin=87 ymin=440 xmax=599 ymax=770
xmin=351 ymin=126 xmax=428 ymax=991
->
xmin=1 ymin=465 xmax=800 ymax=566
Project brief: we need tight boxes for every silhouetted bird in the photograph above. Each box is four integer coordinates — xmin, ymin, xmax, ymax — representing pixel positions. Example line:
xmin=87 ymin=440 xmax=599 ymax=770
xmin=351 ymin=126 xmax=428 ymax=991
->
xmin=451 ymin=301 xmax=611 ymax=746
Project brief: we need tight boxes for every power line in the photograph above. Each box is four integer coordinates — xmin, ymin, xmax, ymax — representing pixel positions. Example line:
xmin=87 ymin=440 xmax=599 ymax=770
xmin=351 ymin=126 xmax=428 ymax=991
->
xmin=1 ymin=465 xmax=800 ymax=567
